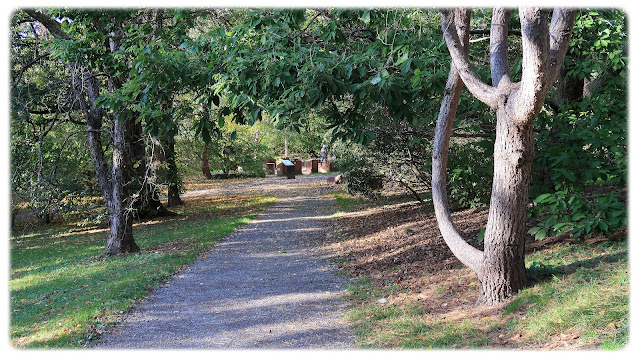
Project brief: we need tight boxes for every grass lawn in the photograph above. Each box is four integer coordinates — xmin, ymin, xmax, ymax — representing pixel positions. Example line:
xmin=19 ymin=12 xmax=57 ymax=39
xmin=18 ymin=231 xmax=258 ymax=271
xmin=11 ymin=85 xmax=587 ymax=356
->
xmin=330 ymin=190 xmax=629 ymax=350
xmin=9 ymin=194 xmax=276 ymax=348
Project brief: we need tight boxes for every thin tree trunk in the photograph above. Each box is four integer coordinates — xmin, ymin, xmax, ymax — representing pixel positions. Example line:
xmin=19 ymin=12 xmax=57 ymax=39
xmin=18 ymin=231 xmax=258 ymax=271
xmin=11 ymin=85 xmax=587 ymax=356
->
xmin=201 ymin=143 xmax=213 ymax=179
xmin=432 ymin=9 xmax=485 ymax=276
xmin=69 ymin=64 xmax=112 ymax=205
xmin=165 ymin=130 xmax=184 ymax=207
xmin=284 ymin=137 xmax=289 ymax=158
xmin=130 ymin=120 xmax=175 ymax=218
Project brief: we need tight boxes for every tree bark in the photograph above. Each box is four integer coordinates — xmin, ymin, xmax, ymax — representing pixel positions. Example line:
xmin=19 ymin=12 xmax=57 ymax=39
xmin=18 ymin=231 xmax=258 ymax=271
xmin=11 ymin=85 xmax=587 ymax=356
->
xmin=69 ymin=62 xmax=113 ymax=206
xmin=284 ymin=136 xmax=289 ymax=158
xmin=436 ymin=7 xmax=576 ymax=305
xmin=201 ymin=143 xmax=213 ymax=179
xmin=165 ymin=130 xmax=184 ymax=207
xmin=103 ymin=109 xmax=139 ymax=255
xmin=478 ymin=105 xmax=532 ymax=303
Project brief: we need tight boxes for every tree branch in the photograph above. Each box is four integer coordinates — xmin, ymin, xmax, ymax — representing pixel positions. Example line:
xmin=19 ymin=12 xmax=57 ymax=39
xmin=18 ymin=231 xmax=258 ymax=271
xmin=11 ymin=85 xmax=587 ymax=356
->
xmin=441 ymin=9 xmax=501 ymax=109
xmin=23 ymin=9 xmax=70 ymax=40
xmin=546 ymin=8 xmax=578 ymax=94
xmin=490 ymin=8 xmax=512 ymax=87
xmin=11 ymin=53 xmax=49 ymax=89
xmin=511 ymin=8 xmax=551 ymax=122
xmin=512 ymin=7 xmax=576 ymax=123
xmin=432 ymin=8 xmax=485 ymax=276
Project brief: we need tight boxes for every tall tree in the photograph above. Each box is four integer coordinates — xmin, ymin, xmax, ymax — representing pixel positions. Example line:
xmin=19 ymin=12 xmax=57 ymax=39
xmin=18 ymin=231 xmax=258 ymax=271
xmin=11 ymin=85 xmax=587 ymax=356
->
xmin=23 ymin=9 xmax=144 ymax=255
xmin=432 ymin=7 xmax=576 ymax=304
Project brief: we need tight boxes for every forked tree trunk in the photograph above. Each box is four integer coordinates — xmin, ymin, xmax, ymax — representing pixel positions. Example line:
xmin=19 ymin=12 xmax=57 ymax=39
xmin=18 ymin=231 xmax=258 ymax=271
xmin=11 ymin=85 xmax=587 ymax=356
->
xmin=435 ymin=7 xmax=576 ymax=305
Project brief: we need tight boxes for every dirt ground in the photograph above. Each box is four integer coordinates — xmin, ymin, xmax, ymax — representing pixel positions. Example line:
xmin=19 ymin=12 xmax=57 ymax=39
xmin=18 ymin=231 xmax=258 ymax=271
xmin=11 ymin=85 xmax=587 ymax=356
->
xmin=328 ymin=199 xmax=488 ymax=311
xmin=326 ymin=193 xmax=627 ymax=348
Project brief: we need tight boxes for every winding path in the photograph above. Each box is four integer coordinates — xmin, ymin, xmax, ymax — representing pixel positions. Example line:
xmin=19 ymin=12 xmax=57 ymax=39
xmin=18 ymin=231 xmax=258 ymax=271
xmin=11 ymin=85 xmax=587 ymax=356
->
xmin=98 ymin=174 xmax=355 ymax=349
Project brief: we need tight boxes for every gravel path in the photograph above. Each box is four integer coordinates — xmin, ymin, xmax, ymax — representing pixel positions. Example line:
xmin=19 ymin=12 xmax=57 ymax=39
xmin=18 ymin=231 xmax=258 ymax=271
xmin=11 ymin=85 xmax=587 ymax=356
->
xmin=98 ymin=174 xmax=355 ymax=349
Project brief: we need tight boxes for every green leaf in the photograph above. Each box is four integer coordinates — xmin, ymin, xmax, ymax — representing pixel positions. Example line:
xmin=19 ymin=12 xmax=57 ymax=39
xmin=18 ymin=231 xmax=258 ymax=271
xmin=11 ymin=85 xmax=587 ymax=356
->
xmin=534 ymin=193 xmax=553 ymax=204
xmin=598 ymin=221 xmax=609 ymax=232
xmin=476 ymin=228 xmax=486 ymax=243
xmin=362 ymin=9 xmax=371 ymax=24
xmin=395 ymin=52 xmax=409 ymax=66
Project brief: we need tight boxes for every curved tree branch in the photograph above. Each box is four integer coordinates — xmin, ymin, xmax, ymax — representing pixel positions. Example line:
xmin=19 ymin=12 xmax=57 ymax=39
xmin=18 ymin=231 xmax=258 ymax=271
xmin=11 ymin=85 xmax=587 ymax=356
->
xmin=440 ymin=9 xmax=500 ymax=109
xmin=22 ymin=9 xmax=70 ymax=40
xmin=432 ymin=8 xmax=484 ymax=276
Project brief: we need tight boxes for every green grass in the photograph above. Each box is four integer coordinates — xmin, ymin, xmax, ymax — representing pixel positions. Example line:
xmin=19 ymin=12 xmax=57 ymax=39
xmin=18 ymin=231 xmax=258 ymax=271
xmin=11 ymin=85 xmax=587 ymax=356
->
xmin=344 ymin=239 xmax=629 ymax=349
xmin=508 ymin=240 xmax=629 ymax=349
xmin=330 ymin=190 xmax=362 ymax=213
xmin=9 ymin=195 xmax=276 ymax=348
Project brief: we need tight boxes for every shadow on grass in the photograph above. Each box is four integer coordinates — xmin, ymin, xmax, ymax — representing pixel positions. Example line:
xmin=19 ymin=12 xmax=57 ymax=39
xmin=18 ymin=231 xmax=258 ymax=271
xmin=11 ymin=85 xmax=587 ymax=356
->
xmin=526 ymin=249 xmax=627 ymax=286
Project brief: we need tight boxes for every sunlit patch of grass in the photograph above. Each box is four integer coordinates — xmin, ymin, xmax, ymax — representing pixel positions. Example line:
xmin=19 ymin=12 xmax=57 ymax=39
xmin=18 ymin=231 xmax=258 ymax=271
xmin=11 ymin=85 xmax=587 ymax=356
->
xmin=342 ymin=220 xmax=628 ymax=349
xmin=330 ymin=190 xmax=363 ymax=214
xmin=9 ymin=195 xmax=276 ymax=348
xmin=505 ymin=240 xmax=629 ymax=349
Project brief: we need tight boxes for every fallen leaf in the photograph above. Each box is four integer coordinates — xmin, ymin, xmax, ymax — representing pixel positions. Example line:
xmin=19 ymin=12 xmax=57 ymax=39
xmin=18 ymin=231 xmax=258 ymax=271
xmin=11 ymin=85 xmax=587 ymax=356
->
xmin=509 ymin=334 xmax=522 ymax=341
xmin=467 ymin=281 xmax=478 ymax=287
xmin=598 ymin=310 xmax=606 ymax=315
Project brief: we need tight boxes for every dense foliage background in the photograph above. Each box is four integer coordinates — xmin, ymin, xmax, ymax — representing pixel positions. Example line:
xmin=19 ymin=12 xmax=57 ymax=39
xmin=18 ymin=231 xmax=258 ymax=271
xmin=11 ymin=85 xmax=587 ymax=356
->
xmin=10 ymin=8 xmax=627 ymax=239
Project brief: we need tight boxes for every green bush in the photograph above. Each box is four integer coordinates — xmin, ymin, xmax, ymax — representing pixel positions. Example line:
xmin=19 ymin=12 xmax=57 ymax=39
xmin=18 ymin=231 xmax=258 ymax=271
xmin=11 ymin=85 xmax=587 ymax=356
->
xmin=529 ymin=98 xmax=627 ymax=239
xmin=446 ymin=137 xmax=494 ymax=209
xmin=333 ymin=143 xmax=385 ymax=199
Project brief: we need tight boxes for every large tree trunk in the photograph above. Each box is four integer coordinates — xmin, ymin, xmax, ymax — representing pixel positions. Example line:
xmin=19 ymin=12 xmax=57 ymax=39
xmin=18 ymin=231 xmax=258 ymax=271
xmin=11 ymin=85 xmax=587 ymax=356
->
xmin=478 ymin=106 xmax=532 ymax=303
xmin=26 ymin=9 xmax=142 ymax=256
xmin=435 ymin=7 xmax=576 ymax=305
xmin=103 ymin=111 xmax=139 ymax=255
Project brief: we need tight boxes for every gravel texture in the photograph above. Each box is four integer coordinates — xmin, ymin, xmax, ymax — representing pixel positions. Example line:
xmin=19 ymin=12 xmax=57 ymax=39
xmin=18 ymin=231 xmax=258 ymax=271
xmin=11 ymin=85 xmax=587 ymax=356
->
xmin=98 ymin=174 xmax=355 ymax=349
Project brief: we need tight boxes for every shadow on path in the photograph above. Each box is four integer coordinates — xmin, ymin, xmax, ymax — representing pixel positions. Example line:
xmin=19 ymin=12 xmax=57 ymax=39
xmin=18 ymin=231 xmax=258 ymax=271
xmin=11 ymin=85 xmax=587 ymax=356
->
xmin=99 ymin=175 xmax=355 ymax=349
